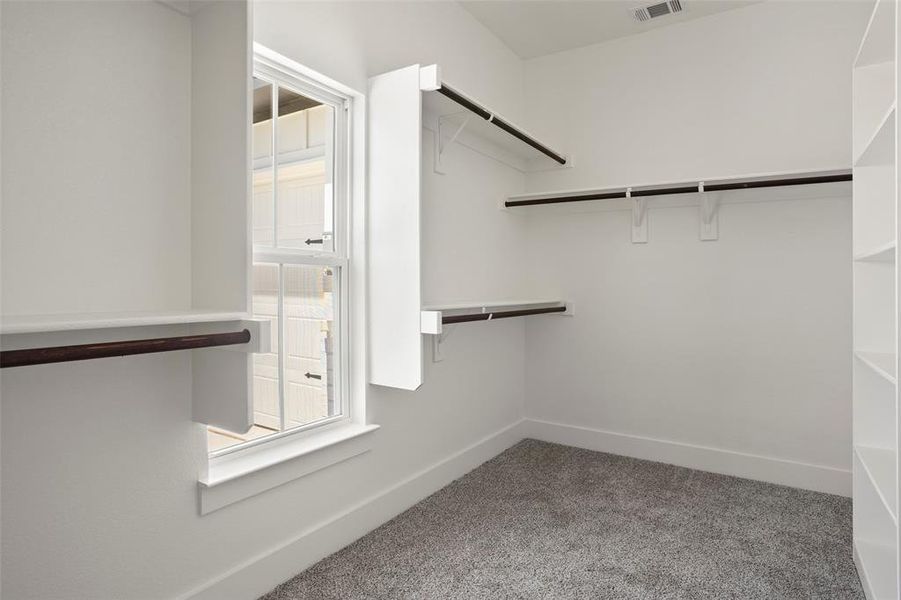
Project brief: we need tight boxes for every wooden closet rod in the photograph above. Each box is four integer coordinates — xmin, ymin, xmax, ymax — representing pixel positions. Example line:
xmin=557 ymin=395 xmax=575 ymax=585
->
xmin=505 ymin=172 xmax=852 ymax=207
xmin=0 ymin=329 xmax=251 ymax=368
xmin=436 ymin=85 xmax=568 ymax=166
xmin=442 ymin=306 xmax=566 ymax=324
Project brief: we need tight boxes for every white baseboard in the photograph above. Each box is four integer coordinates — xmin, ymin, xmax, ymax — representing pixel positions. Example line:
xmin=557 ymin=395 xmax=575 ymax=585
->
xmin=180 ymin=418 xmax=527 ymax=600
xmin=523 ymin=418 xmax=851 ymax=497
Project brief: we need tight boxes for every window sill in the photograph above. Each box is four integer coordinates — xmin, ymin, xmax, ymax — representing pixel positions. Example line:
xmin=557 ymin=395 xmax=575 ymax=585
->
xmin=199 ymin=422 xmax=380 ymax=514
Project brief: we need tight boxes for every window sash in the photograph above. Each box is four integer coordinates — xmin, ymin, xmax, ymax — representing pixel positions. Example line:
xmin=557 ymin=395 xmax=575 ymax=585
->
xmin=210 ymin=260 xmax=348 ymax=459
xmin=208 ymin=53 xmax=352 ymax=459
xmin=253 ymin=64 xmax=350 ymax=261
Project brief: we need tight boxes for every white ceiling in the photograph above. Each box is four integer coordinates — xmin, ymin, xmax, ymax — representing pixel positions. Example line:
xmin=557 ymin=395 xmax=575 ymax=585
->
xmin=460 ymin=0 xmax=762 ymax=59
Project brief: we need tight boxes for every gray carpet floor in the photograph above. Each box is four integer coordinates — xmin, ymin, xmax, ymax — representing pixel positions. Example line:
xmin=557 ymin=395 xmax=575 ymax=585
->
xmin=260 ymin=439 xmax=863 ymax=599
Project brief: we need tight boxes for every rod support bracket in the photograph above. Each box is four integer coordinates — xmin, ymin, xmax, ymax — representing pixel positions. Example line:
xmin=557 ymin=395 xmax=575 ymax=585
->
xmin=434 ymin=114 xmax=472 ymax=175
xmin=630 ymin=188 xmax=648 ymax=244
xmin=431 ymin=325 xmax=454 ymax=363
xmin=420 ymin=310 xmax=449 ymax=363
xmin=698 ymin=182 xmax=720 ymax=241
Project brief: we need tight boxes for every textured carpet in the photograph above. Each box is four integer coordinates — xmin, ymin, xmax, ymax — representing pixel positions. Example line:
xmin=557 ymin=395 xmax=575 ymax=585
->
xmin=260 ymin=440 xmax=862 ymax=599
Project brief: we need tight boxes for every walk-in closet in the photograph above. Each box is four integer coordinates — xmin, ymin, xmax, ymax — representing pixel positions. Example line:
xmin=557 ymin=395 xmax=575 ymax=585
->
xmin=0 ymin=0 xmax=896 ymax=598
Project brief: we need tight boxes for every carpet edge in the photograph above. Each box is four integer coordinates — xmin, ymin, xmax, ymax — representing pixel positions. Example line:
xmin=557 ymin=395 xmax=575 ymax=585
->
xmin=523 ymin=418 xmax=851 ymax=497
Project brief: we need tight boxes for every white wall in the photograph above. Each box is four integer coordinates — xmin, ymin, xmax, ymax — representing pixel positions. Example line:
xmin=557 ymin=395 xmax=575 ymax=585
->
xmin=1 ymin=0 xmax=192 ymax=315
xmin=1 ymin=1 xmax=531 ymax=599
xmin=253 ymin=1 xmax=525 ymax=124
xmin=523 ymin=1 xmax=868 ymax=191
xmin=519 ymin=1 xmax=869 ymax=491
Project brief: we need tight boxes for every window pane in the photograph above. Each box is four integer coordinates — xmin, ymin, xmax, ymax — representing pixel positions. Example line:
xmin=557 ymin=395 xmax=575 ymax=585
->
xmin=275 ymin=87 xmax=335 ymax=252
xmin=208 ymin=263 xmax=340 ymax=453
xmin=252 ymin=78 xmax=274 ymax=245
xmin=283 ymin=264 xmax=339 ymax=428
xmin=251 ymin=263 xmax=281 ymax=431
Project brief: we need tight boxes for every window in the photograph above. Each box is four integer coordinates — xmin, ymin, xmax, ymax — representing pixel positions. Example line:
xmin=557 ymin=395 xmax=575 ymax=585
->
xmin=208 ymin=56 xmax=351 ymax=455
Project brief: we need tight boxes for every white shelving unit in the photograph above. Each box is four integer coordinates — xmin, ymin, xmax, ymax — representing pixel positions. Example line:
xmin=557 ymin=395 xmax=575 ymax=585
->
xmin=368 ymin=64 xmax=568 ymax=391
xmin=852 ymin=0 xmax=900 ymax=597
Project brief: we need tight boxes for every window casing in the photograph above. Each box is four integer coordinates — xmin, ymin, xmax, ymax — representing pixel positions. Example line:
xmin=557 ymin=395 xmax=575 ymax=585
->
xmin=208 ymin=55 xmax=352 ymax=457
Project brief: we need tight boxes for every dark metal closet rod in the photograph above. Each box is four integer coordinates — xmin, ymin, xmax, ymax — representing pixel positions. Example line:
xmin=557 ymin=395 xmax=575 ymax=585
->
xmin=504 ymin=172 xmax=853 ymax=207
xmin=442 ymin=306 xmax=566 ymax=324
xmin=436 ymin=85 xmax=568 ymax=166
xmin=0 ymin=329 xmax=251 ymax=369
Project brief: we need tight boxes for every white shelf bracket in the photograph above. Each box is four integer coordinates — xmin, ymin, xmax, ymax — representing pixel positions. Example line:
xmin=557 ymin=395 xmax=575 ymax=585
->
xmin=434 ymin=114 xmax=471 ymax=174
xmin=698 ymin=182 xmax=720 ymax=241
xmin=630 ymin=188 xmax=648 ymax=244
xmin=431 ymin=326 xmax=455 ymax=363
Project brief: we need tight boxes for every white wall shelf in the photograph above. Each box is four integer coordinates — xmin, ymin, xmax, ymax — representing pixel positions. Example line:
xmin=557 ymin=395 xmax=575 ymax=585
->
xmin=505 ymin=169 xmax=852 ymax=243
xmin=855 ymin=241 xmax=896 ymax=263
xmin=420 ymin=300 xmax=569 ymax=335
xmin=852 ymin=0 xmax=899 ymax=595
xmin=505 ymin=169 xmax=852 ymax=207
xmin=0 ymin=311 xmax=270 ymax=358
xmin=0 ymin=310 xmax=252 ymax=335
xmin=856 ymin=351 xmax=898 ymax=385
xmin=422 ymin=299 xmax=566 ymax=312
xmin=422 ymin=82 xmax=567 ymax=170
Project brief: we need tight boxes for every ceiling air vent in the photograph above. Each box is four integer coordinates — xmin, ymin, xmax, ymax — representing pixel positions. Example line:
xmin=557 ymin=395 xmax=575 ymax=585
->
xmin=633 ymin=0 xmax=683 ymax=22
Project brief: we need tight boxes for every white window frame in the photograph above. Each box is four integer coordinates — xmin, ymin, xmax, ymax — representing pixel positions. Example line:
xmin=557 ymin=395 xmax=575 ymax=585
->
xmin=203 ymin=45 xmax=371 ymax=494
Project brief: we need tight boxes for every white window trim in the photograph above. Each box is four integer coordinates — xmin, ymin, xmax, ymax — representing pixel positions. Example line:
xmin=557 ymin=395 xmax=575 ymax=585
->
xmin=199 ymin=44 xmax=370 ymax=513
xmin=200 ymin=422 xmax=379 ymax=515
